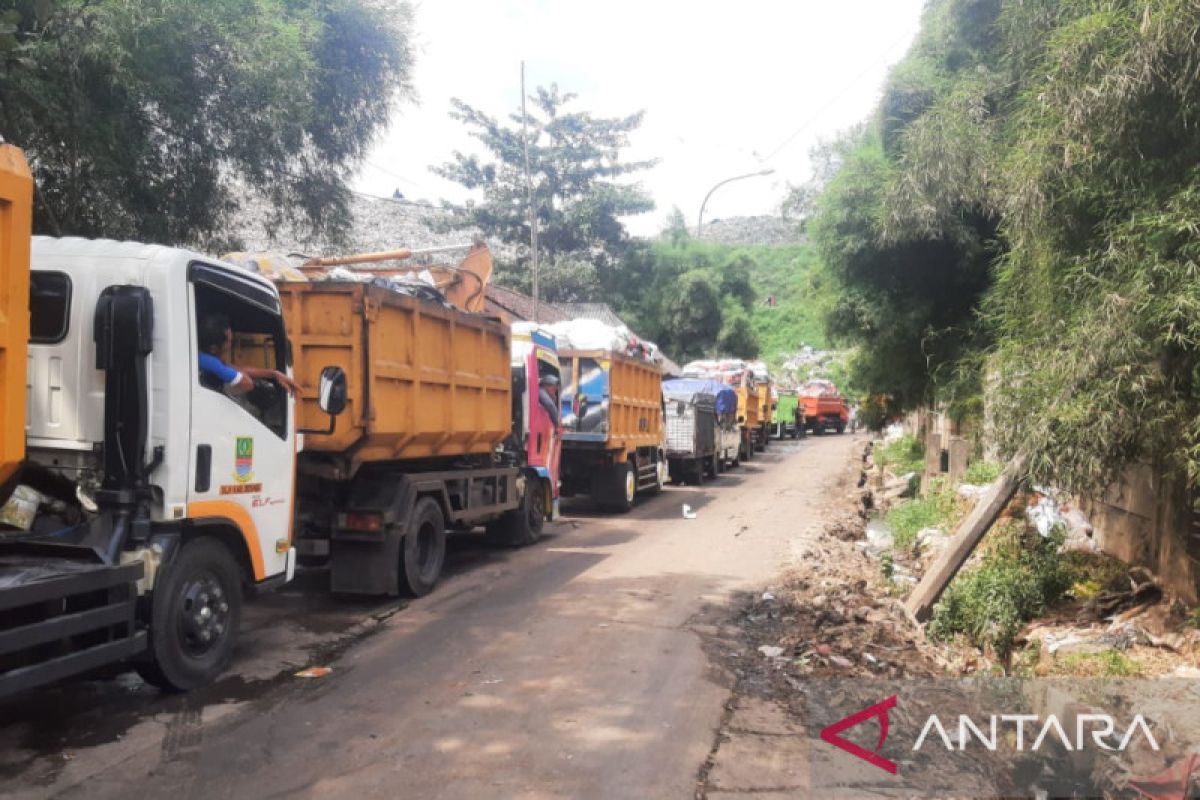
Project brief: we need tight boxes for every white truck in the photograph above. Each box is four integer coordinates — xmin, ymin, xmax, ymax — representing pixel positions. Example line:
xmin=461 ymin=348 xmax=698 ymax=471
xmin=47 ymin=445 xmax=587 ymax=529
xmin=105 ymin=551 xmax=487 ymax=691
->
xmin=1 ymin=233 xmax=349 ymax=696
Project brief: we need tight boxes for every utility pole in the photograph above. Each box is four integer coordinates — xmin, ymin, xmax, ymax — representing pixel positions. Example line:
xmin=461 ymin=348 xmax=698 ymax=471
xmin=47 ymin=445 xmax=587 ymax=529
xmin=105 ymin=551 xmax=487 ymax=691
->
xmin=520 ymin=61 xmax=540 ymax=322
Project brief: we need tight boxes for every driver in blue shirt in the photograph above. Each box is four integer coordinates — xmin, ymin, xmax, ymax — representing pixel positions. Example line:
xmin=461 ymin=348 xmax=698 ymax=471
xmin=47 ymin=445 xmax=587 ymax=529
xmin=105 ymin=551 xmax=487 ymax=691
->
xmin=198 ymin=312 xmax=297 ymax=395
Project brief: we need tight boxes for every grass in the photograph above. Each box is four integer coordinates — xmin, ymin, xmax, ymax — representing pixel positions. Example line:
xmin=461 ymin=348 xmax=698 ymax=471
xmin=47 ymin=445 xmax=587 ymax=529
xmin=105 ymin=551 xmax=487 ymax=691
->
xmin=885 ymin=477 xmax=961 ymax=553
xmin=963 ymin=460 xmax=1002 ymax=484
xmin=1053 ymin=650 xmax=1142 ymax=678
xmin=875 ymin=434 xmax=924 ymax=476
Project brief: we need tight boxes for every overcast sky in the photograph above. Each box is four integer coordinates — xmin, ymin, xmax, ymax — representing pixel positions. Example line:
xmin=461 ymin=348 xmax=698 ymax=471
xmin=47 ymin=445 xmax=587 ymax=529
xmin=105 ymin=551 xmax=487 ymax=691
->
xmin=353 ymin=0 xmax=927 ymax=237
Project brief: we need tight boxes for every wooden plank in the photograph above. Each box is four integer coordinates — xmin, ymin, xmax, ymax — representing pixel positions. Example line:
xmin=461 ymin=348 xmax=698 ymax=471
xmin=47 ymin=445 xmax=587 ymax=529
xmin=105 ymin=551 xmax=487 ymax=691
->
xmin=905 ymin=452 xmax=1028 ymax=622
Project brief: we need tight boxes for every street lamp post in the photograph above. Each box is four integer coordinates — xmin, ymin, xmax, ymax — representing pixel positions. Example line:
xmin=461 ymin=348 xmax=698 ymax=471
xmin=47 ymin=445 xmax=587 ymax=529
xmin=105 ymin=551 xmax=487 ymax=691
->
xmin=697 ymin=168 xmax=775 ymax=239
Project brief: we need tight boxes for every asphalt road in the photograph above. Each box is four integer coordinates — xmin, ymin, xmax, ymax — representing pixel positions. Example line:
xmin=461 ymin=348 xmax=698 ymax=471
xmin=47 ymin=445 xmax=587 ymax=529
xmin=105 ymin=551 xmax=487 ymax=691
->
xmin=0 ymin=433 xmax=861 ymax=800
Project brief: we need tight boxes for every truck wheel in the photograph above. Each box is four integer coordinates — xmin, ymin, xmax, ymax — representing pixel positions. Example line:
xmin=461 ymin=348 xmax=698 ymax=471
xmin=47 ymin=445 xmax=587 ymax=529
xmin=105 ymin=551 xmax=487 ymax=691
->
xmin=606 ymin=462 xmax=636 ymax=513
xmin=486 ymin=478 xmax=545 ymax=547
xmin=136 ymin=536 xmax=242 ymax=692
xmin=705 ymin=453 xmax=719 ymax=479
xmin=836 ymin=421 xmax=846 ymax=434
xmin=400 ymin=497 xmax=447 ymax=597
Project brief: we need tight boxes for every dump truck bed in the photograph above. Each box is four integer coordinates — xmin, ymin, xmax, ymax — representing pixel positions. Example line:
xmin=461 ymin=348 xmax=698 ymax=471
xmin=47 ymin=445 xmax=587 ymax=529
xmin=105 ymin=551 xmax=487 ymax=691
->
xmin=0 ymin=147 xmax=32 ymax=505
xmin=278 ymin=281 xmax=511 ymax=475
xmin=735 ymin=385 xmax=760 ymax=429
xmin=561 ymin=349 xmax=663 ymax=452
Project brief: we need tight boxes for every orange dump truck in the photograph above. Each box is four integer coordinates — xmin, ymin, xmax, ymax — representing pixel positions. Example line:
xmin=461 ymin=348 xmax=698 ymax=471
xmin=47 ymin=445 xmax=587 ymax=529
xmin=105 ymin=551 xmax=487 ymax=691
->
xmin=555 ymin=327 xmax=665 ymax=512
xmin=0 ymin=146 xmax=30 ymax=506
xmin=264 ymin=246 xmax=559 ymax=596
xmin=799 ymin=378 xmax=850 ymax=435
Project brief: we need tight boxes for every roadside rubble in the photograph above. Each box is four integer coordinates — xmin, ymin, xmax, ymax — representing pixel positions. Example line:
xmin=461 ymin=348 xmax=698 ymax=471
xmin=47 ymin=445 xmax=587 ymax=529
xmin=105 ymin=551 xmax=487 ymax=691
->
xmin=713 ymin=444 xmax=944 ymax=706
xmin=703 ymin=437 xmax=1200 ymax=797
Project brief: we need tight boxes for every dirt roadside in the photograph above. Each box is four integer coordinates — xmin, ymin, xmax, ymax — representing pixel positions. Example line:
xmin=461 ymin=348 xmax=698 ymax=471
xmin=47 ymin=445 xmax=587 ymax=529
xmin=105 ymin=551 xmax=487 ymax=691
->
xmin=693 ymin=440 xmax=942 ymax=799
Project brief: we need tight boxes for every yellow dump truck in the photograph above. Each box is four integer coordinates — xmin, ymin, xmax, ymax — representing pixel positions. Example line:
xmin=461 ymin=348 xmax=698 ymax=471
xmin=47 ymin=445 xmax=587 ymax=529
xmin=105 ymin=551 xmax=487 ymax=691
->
xmin=0 ymin=146 xmax=30 ymax=505
xmin=734 ymin=380 xmax=760 ymax=461
xmin=275 ymin=271 xmax=554 ymax=595
xmin=557 ymin=346 xmax=665 ymax=511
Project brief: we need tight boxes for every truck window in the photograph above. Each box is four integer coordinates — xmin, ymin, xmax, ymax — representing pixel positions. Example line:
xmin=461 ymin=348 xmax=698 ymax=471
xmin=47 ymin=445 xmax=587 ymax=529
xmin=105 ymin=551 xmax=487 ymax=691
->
xmin=29 ymin=272 xmax=71 ymax=344
xmin=194 ymin=281 xmax=289 ymax=440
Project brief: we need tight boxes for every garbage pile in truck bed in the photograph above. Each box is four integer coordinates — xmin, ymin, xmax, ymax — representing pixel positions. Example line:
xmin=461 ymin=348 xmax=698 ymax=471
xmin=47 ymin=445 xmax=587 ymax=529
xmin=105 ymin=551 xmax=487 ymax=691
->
xmin=546 ymin=319 xmax=663 ymax=364
xmin=222 ymin=249 xmax=466 ymax=310
xmin=681 ymin=358 xmax=770 ymax=384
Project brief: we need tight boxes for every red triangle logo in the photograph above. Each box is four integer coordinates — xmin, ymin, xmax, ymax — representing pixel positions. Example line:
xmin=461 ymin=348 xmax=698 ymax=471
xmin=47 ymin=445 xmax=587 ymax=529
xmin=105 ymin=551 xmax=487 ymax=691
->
xmin=819 ymin=694 xmax=898 ymax=774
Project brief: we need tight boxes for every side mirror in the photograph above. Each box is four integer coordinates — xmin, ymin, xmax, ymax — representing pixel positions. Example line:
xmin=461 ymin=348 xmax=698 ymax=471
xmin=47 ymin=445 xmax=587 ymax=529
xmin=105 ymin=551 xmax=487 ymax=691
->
xmin=318 ymin=366 xmax=348 ymax=415
xmin=300 ymin=366 xmax=347 ymax=435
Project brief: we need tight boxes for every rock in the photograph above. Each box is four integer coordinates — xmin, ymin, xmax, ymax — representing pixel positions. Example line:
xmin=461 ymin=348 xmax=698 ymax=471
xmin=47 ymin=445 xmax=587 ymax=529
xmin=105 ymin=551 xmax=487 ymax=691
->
xmin=757 ymin=645 xmax=785 ymax=659
xmin=761 ymin=592 xmax=776 ymax=602
xmin=828 ymin=655 xmax=853 ymax=668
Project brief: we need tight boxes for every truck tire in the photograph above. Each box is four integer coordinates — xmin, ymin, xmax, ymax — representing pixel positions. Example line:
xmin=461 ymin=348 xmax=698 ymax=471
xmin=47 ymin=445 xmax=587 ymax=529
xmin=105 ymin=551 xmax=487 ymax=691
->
xmin=836 ymin=421 xmax=846 ymax=434
xmin=486 ymin=478 xmax=544 ymax=547
xmin=136 ymin=536 xmax=242 ymax=692
xmin=400 ymin=497 xmax=447 ymax=597
xmin=605 ymin=462 xmax=636 ymax=513
xmin=705 ymin=452 xmax=719 ymax=479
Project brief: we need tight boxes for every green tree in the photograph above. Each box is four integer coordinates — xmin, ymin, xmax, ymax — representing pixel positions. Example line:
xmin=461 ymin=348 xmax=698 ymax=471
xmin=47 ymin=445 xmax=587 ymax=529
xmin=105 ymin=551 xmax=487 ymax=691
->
xmin=661 ymin=272 xmax=722 ymax=361
xmin=0 ymin=0 xmax=414 ymax=246
xmin=812 ymin=0 xmax=1200 ymax=495
xmin=433 ymin=84 xmax=656 ymax=300
xmin=718 ymin=312 xmax=759 ymax=360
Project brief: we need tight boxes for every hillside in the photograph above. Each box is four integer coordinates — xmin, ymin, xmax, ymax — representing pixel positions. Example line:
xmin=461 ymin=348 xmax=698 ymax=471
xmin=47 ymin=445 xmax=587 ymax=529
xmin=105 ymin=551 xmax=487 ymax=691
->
xmin=744 ymin=243 xmax=829 ymax=367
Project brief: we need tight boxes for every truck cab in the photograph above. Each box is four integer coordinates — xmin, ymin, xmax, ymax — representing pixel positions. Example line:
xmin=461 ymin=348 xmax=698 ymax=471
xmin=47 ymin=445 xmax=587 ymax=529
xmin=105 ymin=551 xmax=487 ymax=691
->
xmin=510 ymin=322 xmax=562 ymax=521
xmin=2 ymin=229 xmax=343 ymax=697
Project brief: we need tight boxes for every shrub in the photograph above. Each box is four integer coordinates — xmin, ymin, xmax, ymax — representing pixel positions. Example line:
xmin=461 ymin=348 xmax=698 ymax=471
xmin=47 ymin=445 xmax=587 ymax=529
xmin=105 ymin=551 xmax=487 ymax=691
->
xmin=928 ymin=522 xmax=1072 ymax=661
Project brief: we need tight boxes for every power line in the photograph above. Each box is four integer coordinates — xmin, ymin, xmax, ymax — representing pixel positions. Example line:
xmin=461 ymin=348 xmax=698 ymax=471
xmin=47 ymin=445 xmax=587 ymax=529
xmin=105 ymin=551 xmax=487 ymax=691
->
xmin=363 ymin=159 xmax=430 ymax=191
xmin=758 ymin=32 xmax=916 ymax=165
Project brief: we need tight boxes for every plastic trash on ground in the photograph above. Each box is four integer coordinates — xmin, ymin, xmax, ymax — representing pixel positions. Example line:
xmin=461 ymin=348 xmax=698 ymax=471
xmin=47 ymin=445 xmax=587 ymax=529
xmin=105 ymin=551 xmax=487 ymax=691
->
xmin=1026 ymin=489 xmax=1066 ymax=537
xmin=0 ymin=485 xmax=41 ymax=531
xmin=295 ymin=666 xmax=333 ymax=679
xmin=682 ymin=504 xmax=697 ymax=520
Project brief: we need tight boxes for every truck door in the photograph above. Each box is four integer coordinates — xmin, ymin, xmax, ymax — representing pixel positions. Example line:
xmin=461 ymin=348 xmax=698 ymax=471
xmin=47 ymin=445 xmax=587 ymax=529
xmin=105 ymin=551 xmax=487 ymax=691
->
xmin=186 ymin=265 xmax=295 ymax=583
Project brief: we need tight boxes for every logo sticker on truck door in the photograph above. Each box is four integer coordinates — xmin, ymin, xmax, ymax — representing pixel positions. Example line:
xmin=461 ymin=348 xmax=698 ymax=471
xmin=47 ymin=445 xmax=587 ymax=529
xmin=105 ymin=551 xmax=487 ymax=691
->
xmin=234 ymin=436 xmax=254 ymax=482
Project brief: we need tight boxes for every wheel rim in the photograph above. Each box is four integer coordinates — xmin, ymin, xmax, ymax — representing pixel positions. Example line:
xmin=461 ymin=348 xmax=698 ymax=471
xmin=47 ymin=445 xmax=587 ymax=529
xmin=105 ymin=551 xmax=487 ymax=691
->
xmin=177 ymin=569 xmax=231 ymax=658
xmin=625 ymin=467 xmax=636 ymax=504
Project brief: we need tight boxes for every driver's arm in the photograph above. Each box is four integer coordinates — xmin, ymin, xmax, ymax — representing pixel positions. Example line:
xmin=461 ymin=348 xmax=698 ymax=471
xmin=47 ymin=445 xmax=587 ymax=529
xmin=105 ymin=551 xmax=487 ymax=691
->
xmin=238 ymin=364 xmax=298 ymax=395
xmin=199 ymin=352 xmax=253 ymax=392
